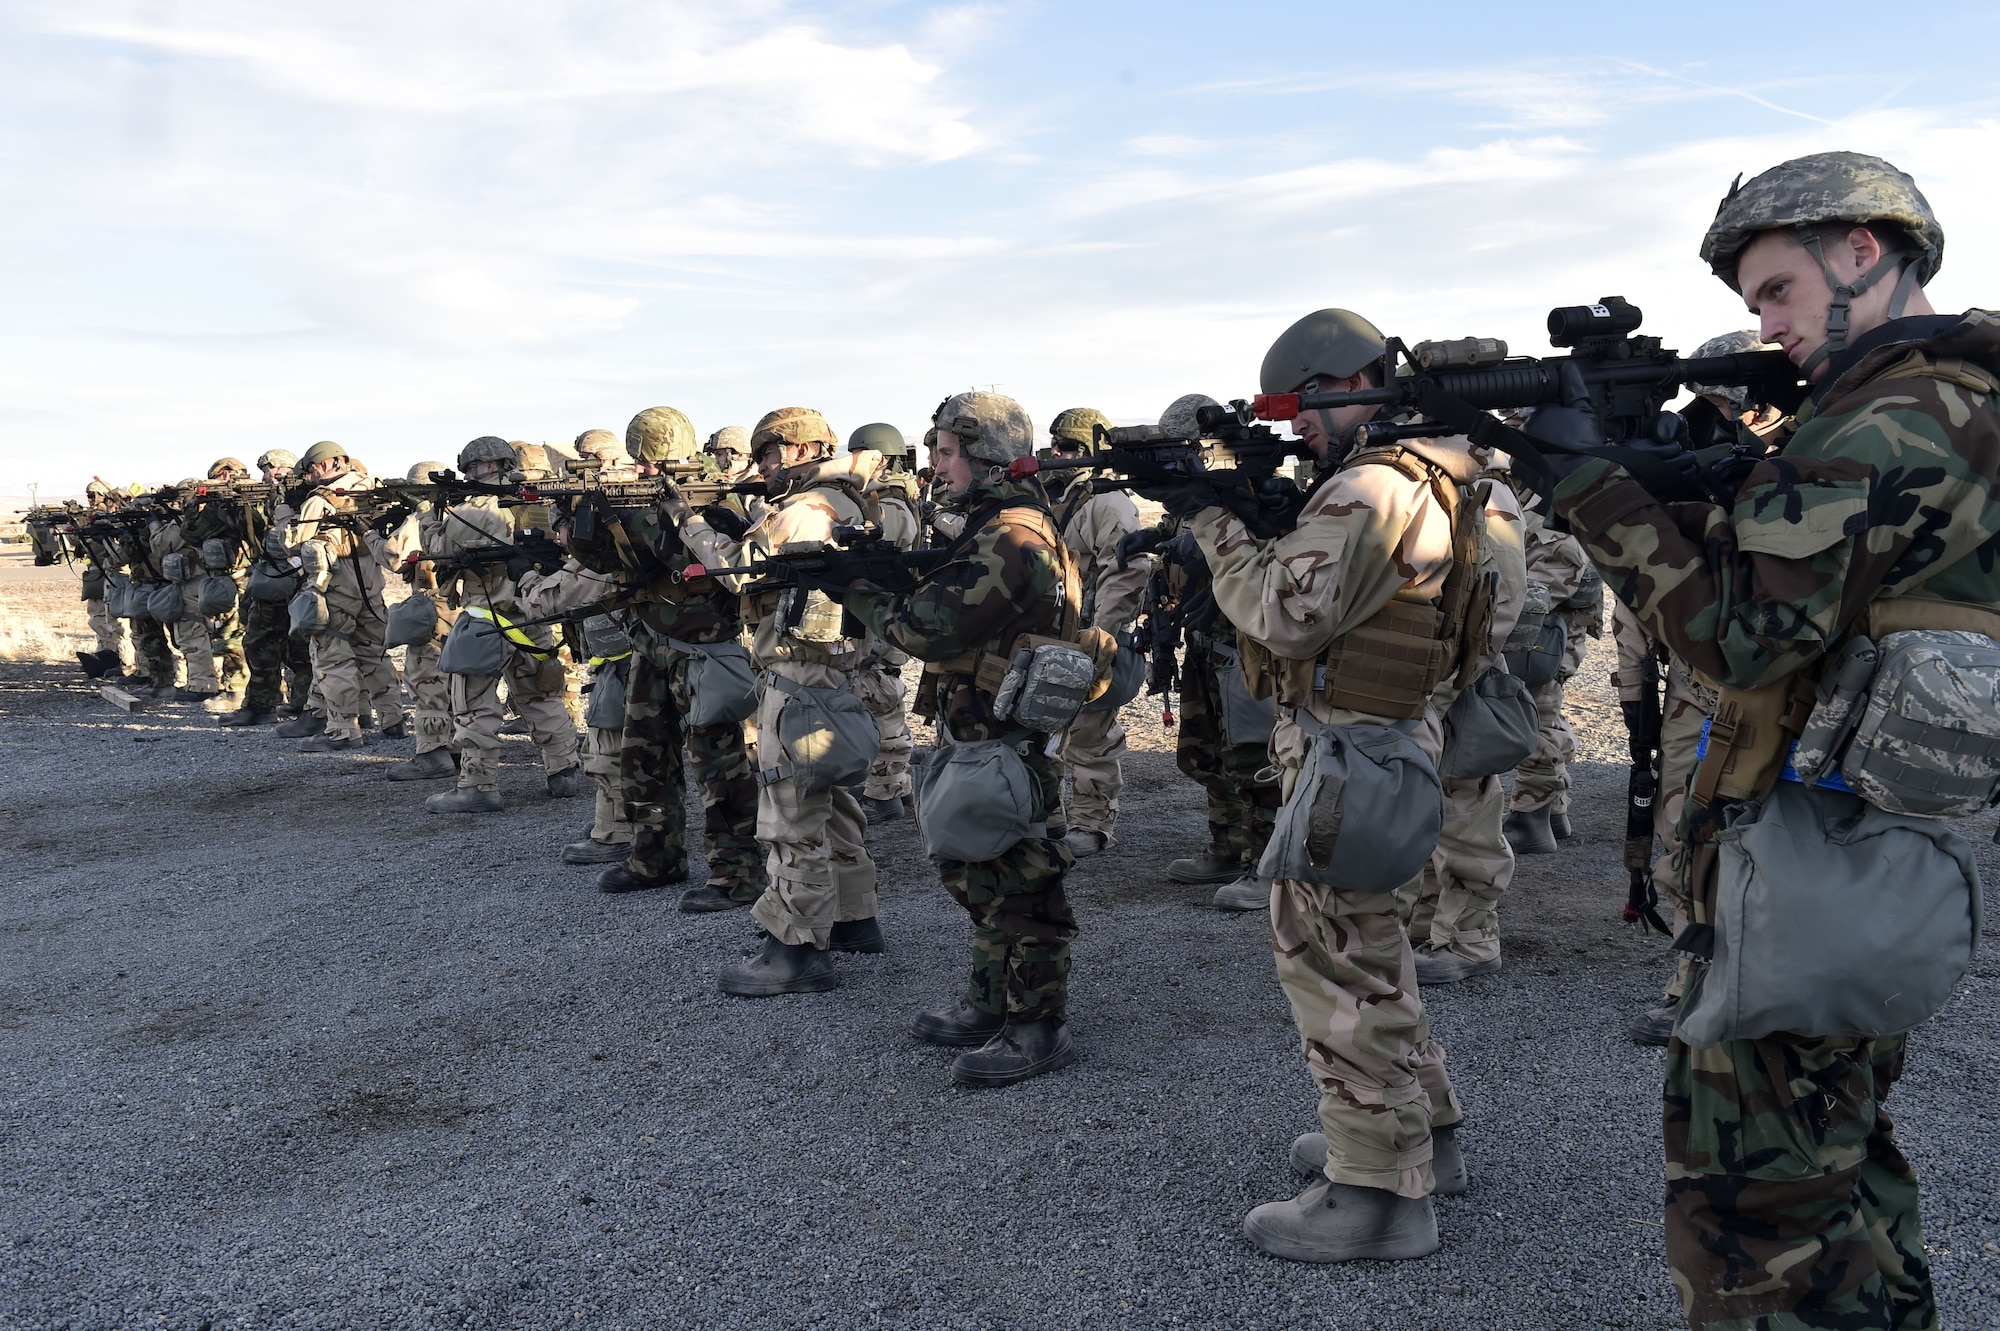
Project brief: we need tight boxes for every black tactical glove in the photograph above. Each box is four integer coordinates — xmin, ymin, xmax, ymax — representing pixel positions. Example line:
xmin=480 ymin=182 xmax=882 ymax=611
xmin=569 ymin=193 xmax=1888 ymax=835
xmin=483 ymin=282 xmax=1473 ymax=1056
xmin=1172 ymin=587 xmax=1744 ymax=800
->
xmin=1140 ymin=479 xmax=1223 ymax=519
xmin=505 ymin=551 xmax=539 ymax=582
xmin=1509 ymin=362 xmax=1702 ymax=504
xmin=1115 ymin=526 xmax=1167 ymax=570
xmin=1164 ymin=527 xmax=1206 ymax=578
xmin=700 ymin=503 xmax=751 ymax=542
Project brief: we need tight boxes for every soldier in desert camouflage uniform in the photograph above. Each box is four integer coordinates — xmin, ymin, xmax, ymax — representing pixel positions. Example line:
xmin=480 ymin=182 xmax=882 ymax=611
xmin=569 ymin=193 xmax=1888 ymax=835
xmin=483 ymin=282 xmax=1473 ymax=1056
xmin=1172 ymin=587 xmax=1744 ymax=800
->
xmin=221 ymin=450 xmax=304 ymax=726
xmin=847 ymin=391 xmax=1088 ymax=1086
xmin=846 ymin=422 xmax=921 ymax=824
xmin=1499 ymin=489 xmax=1597 ymax=856
xmin=1523 ymin=152 xmax=1980 ymax=1331
xmin=381 ymin=460 xmax=460 ymax=783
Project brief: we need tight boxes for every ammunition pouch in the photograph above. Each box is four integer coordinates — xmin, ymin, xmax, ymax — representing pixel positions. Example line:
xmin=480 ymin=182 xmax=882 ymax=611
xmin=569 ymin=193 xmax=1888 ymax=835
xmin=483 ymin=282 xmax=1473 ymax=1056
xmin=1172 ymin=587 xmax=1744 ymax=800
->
xmin=669 ymin=637 xmax=759 ymax=728
xmin=196 ymin=574 xmax=240 ymax=618
xmin=1258 ymin=711 xmax=1442 ymax=892
xmin=913 ymin=734 xmax=1043 ymax=863
xmin=384 ymin=590 xmax=441 ymax=648
xmin=584 ymin=657 xmax=630 ymax=732
xmin=766 ymin=674 xmax=879 ymax=795
xmin=80 ymin=567 xmax=105 ymax=603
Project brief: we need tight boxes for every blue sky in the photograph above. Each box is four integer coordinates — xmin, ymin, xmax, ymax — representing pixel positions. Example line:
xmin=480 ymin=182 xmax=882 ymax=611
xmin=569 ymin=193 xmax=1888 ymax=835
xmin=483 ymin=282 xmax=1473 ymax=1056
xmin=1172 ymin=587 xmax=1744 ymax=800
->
xmin=4 ymin=1 xmax=1999 ymax=494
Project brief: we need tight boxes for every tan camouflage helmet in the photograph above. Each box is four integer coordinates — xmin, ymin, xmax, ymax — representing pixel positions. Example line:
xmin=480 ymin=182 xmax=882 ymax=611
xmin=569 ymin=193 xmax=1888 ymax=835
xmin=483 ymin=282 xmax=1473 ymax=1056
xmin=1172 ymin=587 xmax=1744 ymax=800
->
xmin=458 ymin=435 xmax=516 ymax=470
xmin=85 ymin=477 xmax=112 ymax=498
xmin=1159 ymin=394 xmax=1221 ymax=442
xmin=1700 ymin=152 xmax=1942 ymax=374
xmin=1048 ymin=408 xmax=1111 ymax=451
xmin=512 ymin=441 xmax=553 ymax=479
xmin=707 ymin=425 xmax=751 ymax=457
xmin=407 ymin=459 xmax=449 ymax=483
xmin=749 ymin=407 xmax=838 ymax=461
xmin=938 ymin=391 xmax=1035 ymax=466
xmin=572 ymin=428 xmax=630 ymax=469
xmin=1686 ymin=330 xmax=1779 ymax=411
xmin=207 ymin=457 xmax=249 ymax=480
xmin=1260 ymin=309 xmax=1387 ymax=394
xmin=848 ymin=422 xmax=908 ymax=457
xmin=626 ymin=406 xmax=698 ymax=462
xmin=299 ymin=440 xmax=349 ymax=470
xmin=256 ymin=448 xmax=297 ymax=473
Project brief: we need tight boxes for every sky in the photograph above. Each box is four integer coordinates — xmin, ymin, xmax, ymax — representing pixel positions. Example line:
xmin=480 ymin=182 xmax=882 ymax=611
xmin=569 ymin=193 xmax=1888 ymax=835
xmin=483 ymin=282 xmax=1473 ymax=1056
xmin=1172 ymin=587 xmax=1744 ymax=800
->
xmin=3 ymin=0 xmax=1999 ymax=496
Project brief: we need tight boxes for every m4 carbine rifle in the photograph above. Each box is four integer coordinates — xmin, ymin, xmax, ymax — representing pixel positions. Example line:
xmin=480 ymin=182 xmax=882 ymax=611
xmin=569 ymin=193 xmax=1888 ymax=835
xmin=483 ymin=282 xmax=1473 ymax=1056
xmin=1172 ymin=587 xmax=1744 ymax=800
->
xmin=1008 ymin=418 xmax=1305 ymax=539
xmin=676 ymin=524 xmax=952 ymax=595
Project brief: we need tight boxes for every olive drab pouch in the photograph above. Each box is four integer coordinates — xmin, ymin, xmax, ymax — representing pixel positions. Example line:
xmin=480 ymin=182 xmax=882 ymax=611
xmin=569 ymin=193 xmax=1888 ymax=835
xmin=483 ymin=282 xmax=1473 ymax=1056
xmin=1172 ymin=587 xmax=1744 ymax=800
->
xmin=583 ymin=658 xmax=630 ymax=732
xmin=1675 ymin=781 xmax=1980 ymax=1047
xmin=991 ymin=638 xmax=1099 ymax=732
xmin=159 ymin=551 xmax=192 ymax=584
xmin=246 ymin=558 xmax=300 ymax=603
xmin=436 ymin=608 xmax=509 ymax=675
xmin=1258 ymin=714 xmax=1443 ymax=893
xmin=768 ymin=674 xmax=879 ymax=794
xmin=1208 ymin=640 xmax=1278 ymax=747
xmin=1439 ymin=666 xmax=1541 ymax=780
xmin=200 ymin=537 xmax=234 ymax=573
xmin=669 ymin=638 xmax=759 ymax=728
xmin=1834 ymin=630 xmax=2000 ymax=818
xmin=80 ymin=567 xmax=105 ymax=602
xmin=196 ymin=574 xmax=239 ymax=618
xmin=913 ymin=736 xmax=1042 ymax=863
xmin=383 ymin=589 xmax=440 ymax=648
xmin=1504 ymin=618 xmax=1567 ymax=690
xmin=146 ymin=581 xmax=186 ymax=623
xmin=287 ymin=586 xmax=330 ymax=636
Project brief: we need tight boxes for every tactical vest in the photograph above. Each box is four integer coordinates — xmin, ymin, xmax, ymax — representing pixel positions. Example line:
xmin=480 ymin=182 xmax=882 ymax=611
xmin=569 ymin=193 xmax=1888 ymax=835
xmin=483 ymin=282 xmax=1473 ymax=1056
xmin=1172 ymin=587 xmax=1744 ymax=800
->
xmin=1238 ymin=446 xmax=1494 ymax=721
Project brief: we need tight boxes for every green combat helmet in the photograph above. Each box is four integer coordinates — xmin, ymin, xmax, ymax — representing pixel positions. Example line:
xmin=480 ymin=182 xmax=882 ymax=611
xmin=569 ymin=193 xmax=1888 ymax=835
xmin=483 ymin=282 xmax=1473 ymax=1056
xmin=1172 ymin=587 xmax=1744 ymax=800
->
xmin=1699 ymin=151 xmax=1942 ymax=376
xmin=1159 ymin=394 xmax=1220 ymax=442
xmin=1686 ymin=331 xmax=1779 ymax=411
xmin=1049 ymin=407 xmax=1111 ymax=452
xmin=1259 ymin=309 xmax=1388 ymax=394
xmin=626 ymin=407 xmax=698 ymax=463
xmin=939 ymin=391 xmax=1035 ymax=466
xmin=299 ymin=440 xmax=349 ymax=471
xmin=848 ymin=422 xmax=908 ymax=457
xmin=457 ymin=436 xmax=515 ymax=470
xmin=750 ymin=407 xmax=838 ymax=460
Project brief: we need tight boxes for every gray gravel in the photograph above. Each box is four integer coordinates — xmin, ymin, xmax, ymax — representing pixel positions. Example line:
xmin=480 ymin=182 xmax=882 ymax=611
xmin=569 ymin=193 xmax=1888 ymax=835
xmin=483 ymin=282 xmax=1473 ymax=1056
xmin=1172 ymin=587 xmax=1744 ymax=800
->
xmin=2 ymin=642 xmax=1997 ymax=1330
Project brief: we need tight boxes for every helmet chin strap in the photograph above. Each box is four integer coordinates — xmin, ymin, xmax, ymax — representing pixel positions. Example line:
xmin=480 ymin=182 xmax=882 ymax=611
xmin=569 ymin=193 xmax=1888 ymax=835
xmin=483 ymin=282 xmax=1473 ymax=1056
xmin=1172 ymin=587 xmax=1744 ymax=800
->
xmin=1796 ymin=224 xmax=1918 ymax=378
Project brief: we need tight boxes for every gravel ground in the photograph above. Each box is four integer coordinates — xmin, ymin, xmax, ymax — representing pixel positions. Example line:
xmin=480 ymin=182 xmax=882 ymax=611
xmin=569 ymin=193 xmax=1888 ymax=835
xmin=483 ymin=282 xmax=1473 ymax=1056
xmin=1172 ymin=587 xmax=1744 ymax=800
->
xmin=2 ymin=548 xmax=1998 ymax=1330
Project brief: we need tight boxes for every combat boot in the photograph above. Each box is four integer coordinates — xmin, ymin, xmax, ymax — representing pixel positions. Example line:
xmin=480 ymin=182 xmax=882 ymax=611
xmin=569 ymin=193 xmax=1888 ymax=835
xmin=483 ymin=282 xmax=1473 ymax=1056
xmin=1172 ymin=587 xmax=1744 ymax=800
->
xmin=1167 ymin=848 xmax=1241 ymax=885
xmin=860 ymin=794 xmax=906 ymax=824
xmin=950 ymin=1018 xmax=1077 ymax=1087
xmin=217 ymin=707 xmax=280 ymax=727
xmin=1064 ymin=828 xmax=1111 ymax=859
xmin=598 ymin=862 xmax=687 ymax=894
xmin=386 ymin=749 xmax=456 ymax=781
xmin=174 ymin=687 xmax=218 ymax=702
xmin=275 ymin=713 xmax=326 ymax=739
xmin=1502 ymin=807 xmax=1558 ymax=855
xmin=76 ymin=650 xmax=111 ymax=679
xmin=1628 ymin=995 xmax=1679 ymax=1046
xmin=276 ymin=702 xmax=304 ymax=716
xmin=1414 ymin=943 xmax=1502 ymax=985
xmin=677 ymin=884 xmax=751 ymax=913
xmin=425 ymin=787 xmax=503 ymax=814
xmin=718 ymin=936 xmax=839 ymax=997
xmin=1289 ymin=1127 xmax=1467 ymax=1196
xmin=1212 ymin=873 xmax=1270 ymax=911
xmin=561 ymin=837 xmax=630 ymax=865
xmin=546 ymin=766 xmax=582 ymax=798
xmin=1244 ymin=1179 xmax=1439 ymax=1262
xmin=299 ymin=734 xmax=365 ymax=753
xmin=829 ymin=917 xmax=885 ymax=954
xmin=378 ymin=719 xmax=409 ymax=740
xmin=911 ymin=998 xmax=1006 ymax=1048
xmin=1550 ymin=811 xmax=1574 ymax=841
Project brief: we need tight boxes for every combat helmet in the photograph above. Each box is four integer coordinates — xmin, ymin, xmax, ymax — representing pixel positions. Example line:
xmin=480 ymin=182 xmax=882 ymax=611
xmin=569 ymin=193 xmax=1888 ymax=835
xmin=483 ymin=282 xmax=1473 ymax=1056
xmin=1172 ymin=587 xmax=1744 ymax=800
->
xmin=512 ymin=442 xmax=554 ymax=479
xmin=207 ymin=457 xmax=249 ymax=480
xmin=256 ymin=448 xmax=297 ymax=474
xmin=937 ymin=391 xmax=1035 ymax=467
xmin=85 ymin=478 xmax=111 ymax=500
xmin=299 ymin=440 xmax=349 ymax=471
xmin=457 ymin=435 xmax=516 ymax=471
xmin=1159 ymin=394 xmax=1221 ymax=442
xmin=708 ymin=425 xmax=751 ymax=457
xmin=407 ymin=460 xmax=449 ymax=483
xmin=1700 ymin=151 xmax=1942 ymax=375
xmin=1685 ymin=331 xmax=1778 ymax=411
xmin=1048 ymin=407 xmax=1111 ymax=451
xmin=749 ymin=408 xmax=838 ymax=461
xmin=626 ymin=407 xmax=698 ymax=463
xmin=848 ymin=422 xmax=908 ymax=457
xmin=1259 ymin=310 xmax=1387 ymax=394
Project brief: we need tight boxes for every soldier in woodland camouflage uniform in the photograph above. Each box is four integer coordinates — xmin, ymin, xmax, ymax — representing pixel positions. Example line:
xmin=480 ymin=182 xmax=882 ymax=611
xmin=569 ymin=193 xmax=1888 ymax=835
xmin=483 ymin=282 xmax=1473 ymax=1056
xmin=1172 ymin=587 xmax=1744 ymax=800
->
xmin=674 ymin=407 xmax=883 ymax=994
xmin=77 ymin=479 xmax=135 ymax=676
xmin=846 ymin=390 xmax=1085 ymax=1086
xmin=518 ymin=534 xmax=626 ymax=860
xmin=1044 ymin=407 xmax=1152 ymax=857
xmin=570 ymin=407 xmax=763 ymax=907
xmin=1522 ymin=152 xmax=1980 ymax=1330
xmin=847 ymin=422 xmax=921 ymax=823
xmin=222 ymin=450 xmax=304 ymax=725
xmin=1173 ymin=308 xmax=1520 ymax=1262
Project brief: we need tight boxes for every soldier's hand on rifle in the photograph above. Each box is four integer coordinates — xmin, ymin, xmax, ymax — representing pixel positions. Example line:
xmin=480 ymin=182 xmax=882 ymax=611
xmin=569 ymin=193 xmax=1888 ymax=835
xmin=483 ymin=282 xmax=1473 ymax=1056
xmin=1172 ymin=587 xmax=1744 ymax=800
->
xmin=1132 ymin=477 xmax=1223 ymax=520
xmin=700 ymin=504 xmax=750 ymax=541
xmin=1115 ymin=526 xmax=1166 ymax=571
xmin=657 ymin=482 xmax=691 ymax=524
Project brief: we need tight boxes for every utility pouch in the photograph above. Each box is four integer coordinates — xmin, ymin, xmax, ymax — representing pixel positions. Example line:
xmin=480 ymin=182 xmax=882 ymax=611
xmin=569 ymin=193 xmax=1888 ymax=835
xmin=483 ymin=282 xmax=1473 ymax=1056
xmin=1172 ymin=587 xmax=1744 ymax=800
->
xmin=1504 ymin=618 xmax=1567 ymax=690
xmin=146 ymin=581 xmax=186 ymax=623
xmin=1676 ymin=782 xmax=1981 ymax=1046
xmin=778 ymin=585 xmax=851 ymax=645
xmin=1792 ymin=635 xmax=1880 ymax=786
xmin=80 ymin=567 xmax=105 ymax=602
xmin=383 ymin=590 xmax=441 ymax=648
xmin=1079 ymin=636 xmax=1146 ymax=715
xmin=991 ymin=637 xmax=1098 ymax=732
xmin=246 ymin=559 xmax=300 ymax=603
xmin=769 ymin=674 xmax=880 ymax=794
xmin=582 ymin=614 xmax=632 ymax=663
xmin=1258 ymin=714 xmax=1442 ymax=892
xmin=287 ymin=586 xmax=330 ymax=636
xmin=1439 ymin=666 xmax=1540 ymax=780
xmin=106 ymin=572 xmax=139 ymax=618
xmin=584 ymin=658 xmax=630 ymax=731
xmin=1501 ymin=580 xmax=1550 ymax=655
xmin=913 ymin=736 xmax=1042 ymax=862
xmin=159 ymin=552 xmax=192 ymax=584
xmin=1839 ymin=629 xmax=2000 ymax=817
xmin=200 ymin=537 xmax=234 ymax=573
xmin=436 ymin=608 xmax=509 ymax=675
xmin=196 ymin=574 xmax=239 ymax=618
xmin=670 ymin=638 xmax=759 ymax=728
xmin=1209 ymin=640 xmax=1277 ymax=747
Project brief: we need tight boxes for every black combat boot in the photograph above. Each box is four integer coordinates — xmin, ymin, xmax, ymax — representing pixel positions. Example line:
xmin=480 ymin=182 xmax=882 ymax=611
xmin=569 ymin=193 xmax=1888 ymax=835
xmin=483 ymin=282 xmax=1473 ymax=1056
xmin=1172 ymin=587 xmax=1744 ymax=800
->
xmin=829 ymin=917 xmax=885 ymax=953
xmin=598 ymin=861 xmax=688 ymax=894
xmin=1167 ymin=848 xmax=1240 ymax=885
xmin=387 ymin=749 xmax=456 ymax=781
xmin=560 ymin=837 xmax=630 ymax=865
xmin=718 ymin=936 xmax=839 ymax=997
xmin=275 ymin=712 xmax=326 ymax=739
xmin=911 ymin=998 xmax=1006 ymax=1048
xmin=217 ymin=707 xmax=280 ymax=727
xmin=1550 ymin=811 xmax=1574 ymax=841
xmin=677 ymin=884 xmax=750 ymax=913
xmin=1502 ymin=807 xmax=1558 ymax=855
xmin=950 ymin=1018 xmax=1077 ymax=1087
xmin=859 ymin=794 xmax=906 ymax=824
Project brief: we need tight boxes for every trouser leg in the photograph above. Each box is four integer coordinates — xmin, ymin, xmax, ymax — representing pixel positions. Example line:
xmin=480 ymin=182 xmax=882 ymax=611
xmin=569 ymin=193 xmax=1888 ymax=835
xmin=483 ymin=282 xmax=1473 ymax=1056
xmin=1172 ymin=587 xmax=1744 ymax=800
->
xmin=405 ymin=637 xmax=454 ymax=755
xmin=1655 ymin=687 xmax=1708 ymax=1000
xmin=243 ymin=595 xmax=287 ymax=713
xmin=172 ymin=583 xmax=218 ymax=691
xmin=1061 ymin=703 xmax=1125 ymax=839
xmin=1419 ymin=774 xmax=1513 ymax=961
xmin=619 ymin=641 xmax=689 ymax=880
xmin=505 ymin=652 xmax=578 ymax=774
xmin=450 ymin=672 xmax=505 ymax=790
xmin=1510 ymin=676 xmax=1575 ymax=813
xmin=853 ymin=661 xmax=914 ymax=801
xmin=313 ymin=596 xmax=367 ymax=740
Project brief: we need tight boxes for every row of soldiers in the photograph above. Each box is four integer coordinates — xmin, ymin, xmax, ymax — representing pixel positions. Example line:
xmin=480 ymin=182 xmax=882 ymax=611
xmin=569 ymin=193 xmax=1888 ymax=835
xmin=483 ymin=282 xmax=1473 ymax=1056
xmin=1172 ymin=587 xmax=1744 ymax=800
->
xmin=25 ymin=148 xmax=1980 ymax=1329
